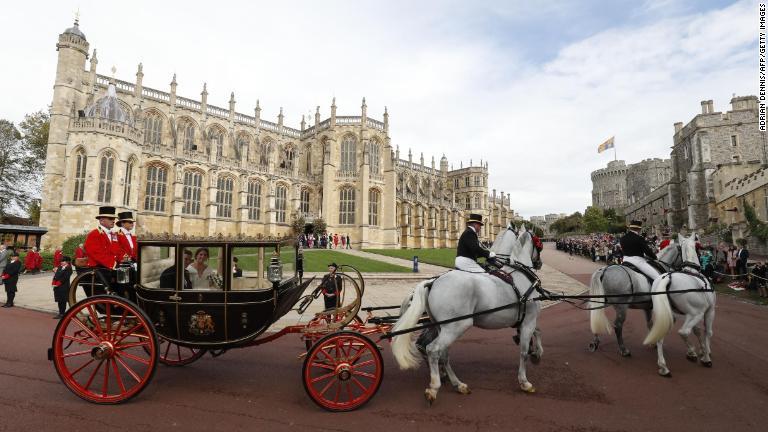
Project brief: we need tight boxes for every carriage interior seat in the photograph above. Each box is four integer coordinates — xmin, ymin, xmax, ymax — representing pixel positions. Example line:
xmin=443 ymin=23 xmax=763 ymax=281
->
xmin=139 ymin=246 xmax=176 ymax=289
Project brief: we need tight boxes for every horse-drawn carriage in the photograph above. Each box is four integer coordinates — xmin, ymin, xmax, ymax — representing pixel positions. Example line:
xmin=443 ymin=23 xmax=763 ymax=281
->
xmin=48 ymin=234 xmax=383 ymax=411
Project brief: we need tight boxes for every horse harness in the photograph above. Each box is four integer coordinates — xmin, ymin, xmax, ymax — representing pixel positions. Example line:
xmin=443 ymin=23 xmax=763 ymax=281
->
xmin=661 ymin=265 xmax=714 ymax=315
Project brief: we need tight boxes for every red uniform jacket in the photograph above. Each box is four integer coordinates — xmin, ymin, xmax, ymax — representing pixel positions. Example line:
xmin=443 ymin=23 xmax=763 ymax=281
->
xmin=85 ymin=228 xmax=120 ymax=269
xmin=75 ymin=247 xmax=86 ymax=259
xmin=24 ymin=251 xmax=42 ymax=270
xmin=53 ymin=250 xmax=63 ymax=268
xmin=116 ymin=231 xmax=138 ymax=261
xmin=659 ymin=239 xmax=671 ymax=250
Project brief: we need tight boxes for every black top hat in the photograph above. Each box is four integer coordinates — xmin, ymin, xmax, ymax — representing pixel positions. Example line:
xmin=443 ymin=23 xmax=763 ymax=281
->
xmin=61 ymin=255 xmax=72 ymax=262
xmin=328 ymin=262 xmax=338 ymax=269
xmin=117 ymin=211 xmax=135 ymax=223
xmin=96 ymin=206 xmax=117 ymax=219
xmin=466 ymin=213 xmax=484 ymax=225
xmin=628 ymin=220 xmax=643 ymax=230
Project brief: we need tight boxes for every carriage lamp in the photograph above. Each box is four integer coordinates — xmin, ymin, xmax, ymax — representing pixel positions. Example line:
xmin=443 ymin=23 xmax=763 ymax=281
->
xmin=268 ymin=252 xmax=283 ymax=284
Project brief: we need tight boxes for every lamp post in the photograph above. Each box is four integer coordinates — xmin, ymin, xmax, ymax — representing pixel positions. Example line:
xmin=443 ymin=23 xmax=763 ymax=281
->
xmin=267 ymin=250 xmax=283 ymax=289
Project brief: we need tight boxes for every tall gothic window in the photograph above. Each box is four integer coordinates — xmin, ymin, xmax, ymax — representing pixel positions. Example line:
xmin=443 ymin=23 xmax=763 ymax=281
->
xmin=259 ymin=140 xmax=271 ymax=166
xmin=465 ymin=196 xmax=471 ymax=210
xmin=370 ymin=140 xmax=381 ymax=174
xmin=246 ymin=180 xmax=262 ymax=221
xmin=339 ymin=187 xmax=355 ymax=224
xmin=144 ymin=113 xmax=163 ymax=146
xmin=305 ymin=146 xmax=312 ymax=174
xmin=97 ymin=153 xmax=115 ymax=203
xmin=369 ymin=189 xmax=380 ymax=226
xmin=144 ymin=165 xmax=168 ymax=212
xmin=474 ymin=195 xmax=481 ymax=209
xmin=275 ymin=185 xmax=287 ymax=223
xmin=179 ymin=121 xmax=196 ymax=152
xmin=300 ymin=189 xmax=311 ymax=215
xmin=123 ymin=158 xmax=135 ymax=206
xmin=216 ymin=176 xmax=234 ymax=218
xmin=236 ymin=135 xmax=249 ymax=160
xmin=280 ymin=145 xmax=295 ymax=170
xmin=340 ymin=135 xmax=357 ymax=173
xmin=73 ymin=149 xmax=87 ymax=202
xmin=209 ymin=128 xmax=224 ymax=160
xmin=182 ymin=171 xmax=203 ymax=215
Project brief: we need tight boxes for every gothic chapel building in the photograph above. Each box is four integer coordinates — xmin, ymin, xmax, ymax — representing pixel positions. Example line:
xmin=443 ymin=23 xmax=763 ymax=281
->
xmin=40 ymin=20 xmax=515 ymax=249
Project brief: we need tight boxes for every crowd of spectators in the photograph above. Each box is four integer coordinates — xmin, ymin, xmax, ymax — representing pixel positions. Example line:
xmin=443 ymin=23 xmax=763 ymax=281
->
xmin=555 ymin=234 xmax=623 ymax=264
xmin=298 ymin=232 xmax=352 ymax=250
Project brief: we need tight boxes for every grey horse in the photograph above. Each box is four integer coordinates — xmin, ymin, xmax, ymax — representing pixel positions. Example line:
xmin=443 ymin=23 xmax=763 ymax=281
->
xmin=643 ymin=233 xmax=716 ymax=376
xmin=589 ymin=243 xmax=682 ymax=356
xmin=391 ymin=226 xmax=543 ymax=405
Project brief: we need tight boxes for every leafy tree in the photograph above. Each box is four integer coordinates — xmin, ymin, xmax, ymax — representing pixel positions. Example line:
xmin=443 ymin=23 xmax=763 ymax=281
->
xmin=62 ymin=232 xmax=88 ymax=257
xmin=19 ymin=110 xmax=50 ymax=162
xmin=583 ymin=206 xmax=609 ymax=233
xmin=290 ymin=215 xmax=306 ymax=237
xmin=311 ymin=217 xmax=328 ymax=235
xmin=0 ymin=120 xmax=36 ymax=218
xmin=550 ymin=211 xmax=583 ymax=234
xmin=744 ymin=202 xmax=768 ymax=243
xmin=27 ymin=199 xmax=41 ymax=225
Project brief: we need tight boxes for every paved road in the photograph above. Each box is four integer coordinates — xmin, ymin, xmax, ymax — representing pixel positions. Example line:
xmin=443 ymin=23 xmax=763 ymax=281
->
xmin=1 ymin=246 xmax=766 ymax=431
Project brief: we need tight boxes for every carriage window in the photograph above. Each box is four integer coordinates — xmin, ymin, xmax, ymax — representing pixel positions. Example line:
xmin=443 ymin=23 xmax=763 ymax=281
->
xmin=181 ymin=246 xmax=224 ymax=290
xmin=139 ymin=246 xmax=176 ymax=289
xmin=229 ymin=245 xmax=297 ymax=290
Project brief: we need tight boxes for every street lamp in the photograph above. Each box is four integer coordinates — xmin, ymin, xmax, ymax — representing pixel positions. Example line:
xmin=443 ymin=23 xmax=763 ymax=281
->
xmin=267 ymin=251 xmax=283 ymax=287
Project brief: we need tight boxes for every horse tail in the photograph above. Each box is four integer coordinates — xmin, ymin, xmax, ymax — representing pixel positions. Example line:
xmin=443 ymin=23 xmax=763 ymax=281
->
xmin=391 ymin=280 xmax=429 ymax=370
xmin=590 ymin=268 xmax=613 ymax=335
xmin=643 ymin=276 xmax=674 ymax=345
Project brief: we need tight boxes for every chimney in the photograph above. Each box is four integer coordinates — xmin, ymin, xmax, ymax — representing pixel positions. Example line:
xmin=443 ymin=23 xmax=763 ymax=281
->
xmin=707 ymin=100 xmax=714 ymax=113
xmin=700 ymin=100 xmax=708 ymax=114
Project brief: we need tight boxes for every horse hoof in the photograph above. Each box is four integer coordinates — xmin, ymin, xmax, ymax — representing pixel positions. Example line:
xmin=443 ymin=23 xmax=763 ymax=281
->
xmin=457 ymin=384 xmax=471 ymax=395
xmin=520 ymin=382 xmax=536 ymax=393
xmin=513 ymin=335 xmax=520 ymax=345
xmin=620 ymin=350 xmax=632 ymax=358
xmin=531 ymin=354 xmax=541 ymax=365
xmin=588 ymin=342 xmax=599 ymax=352
xmin=686 ymin=353 xmax=698 ymax=362
xmin=659 ymin=370 xmax=672 ymax=378
xmin=425 ymin=389 xmax=437 ymax=406
xmin=701 ymin=360 xmax=713 ymax=368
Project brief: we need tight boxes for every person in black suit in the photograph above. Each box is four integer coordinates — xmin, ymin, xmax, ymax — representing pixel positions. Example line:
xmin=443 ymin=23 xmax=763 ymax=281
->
xmin=736 ymin=242 xmax=749 ymax=280
xmin=159 ymin=250 xmax=193 ymax=289
xmin=52 ymin=256 xmax=73 ymax=318
xmin=318 ymin=263 xmax=343 ymax=310
xmin=455 ymin=213 xmax=495 ymax=272
xmin=2 ymin=252 xmax=22 ymax=307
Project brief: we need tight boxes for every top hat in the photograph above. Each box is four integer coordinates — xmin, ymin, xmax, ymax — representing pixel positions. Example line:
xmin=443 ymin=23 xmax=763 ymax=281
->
xmin=466 ymin=214 xmax=484 ymax=225
xmin=60 ymin=255 xmax=72 ymax=263
xmin=117 ymin=211 xmax=135 ymax=223
xmin=96 ymin=206 xmax=117 ymax=219
xmin=628 ymin=220 xmax=643 ymax=230
xmin=328 ymin=262 xmax=338 ymax=269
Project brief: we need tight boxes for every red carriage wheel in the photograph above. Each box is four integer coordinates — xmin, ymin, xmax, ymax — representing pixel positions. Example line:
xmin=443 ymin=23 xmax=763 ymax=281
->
xmin=156 ymin=337 xmax=207 ymax=366
xmin=51 ymin=295 xmax=158 ymax=404
xmin=302 ymin=331 xmax=383 ymax=412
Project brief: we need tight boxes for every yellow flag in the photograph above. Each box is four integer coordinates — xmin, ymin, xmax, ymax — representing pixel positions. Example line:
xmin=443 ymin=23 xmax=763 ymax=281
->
xmin=597 ymin=136 xmax=615 ymax=154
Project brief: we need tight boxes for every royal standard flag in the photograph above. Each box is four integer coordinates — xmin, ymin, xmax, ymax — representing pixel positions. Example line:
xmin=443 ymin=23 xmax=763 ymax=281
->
xmin=597 ymin=136 xmax=615 ymax=154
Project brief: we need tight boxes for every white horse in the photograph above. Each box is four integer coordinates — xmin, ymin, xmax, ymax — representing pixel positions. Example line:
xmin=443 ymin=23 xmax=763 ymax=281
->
xmin=588 ymin=243 xmax=683 ymax=356
xmin=391 ymin=225 xmax=543 ymax=405
xmin=643 ymin=233 xmax=716 ymax=376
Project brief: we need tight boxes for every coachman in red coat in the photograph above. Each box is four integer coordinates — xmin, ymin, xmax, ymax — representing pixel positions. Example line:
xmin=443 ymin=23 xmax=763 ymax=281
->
xmin=23 ymin=247 xmax=42 ymax=273
xmin=53 ymin=248 xmax=63 ymax=268
xmin=84 ymin=206 xmax=122 ymax=269
xmin=115 ymin=211 xmax=138 ymax=262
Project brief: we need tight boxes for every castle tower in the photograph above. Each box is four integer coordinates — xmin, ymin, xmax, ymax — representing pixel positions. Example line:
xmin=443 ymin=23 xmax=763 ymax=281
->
xmin=41 ymin=18 xmax=90 ymax=248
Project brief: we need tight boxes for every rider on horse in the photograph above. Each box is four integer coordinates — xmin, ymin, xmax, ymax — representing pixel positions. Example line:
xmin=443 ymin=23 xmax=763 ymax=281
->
xmin=455 ymin=213 xmax=496 ymax=272
xmin=620 ymin=220 xmax=661 ymax=281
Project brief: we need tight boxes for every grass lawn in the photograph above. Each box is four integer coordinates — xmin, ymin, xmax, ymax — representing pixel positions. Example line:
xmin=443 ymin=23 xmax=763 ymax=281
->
xmin=363 ymin=248 xmax=456 ymax=268
xmin=231 ymin=248 xmax=411 ymax=273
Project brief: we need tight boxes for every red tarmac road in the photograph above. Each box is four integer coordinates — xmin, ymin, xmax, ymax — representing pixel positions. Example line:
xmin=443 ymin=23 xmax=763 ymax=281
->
xmin=0 ymin=246 xmax=766 ymax=432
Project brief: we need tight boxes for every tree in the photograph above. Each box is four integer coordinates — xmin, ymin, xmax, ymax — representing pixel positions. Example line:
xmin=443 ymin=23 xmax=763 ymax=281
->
xmin=27 ymin=199 xmax=41 ymax=225
xmin=0 ymin=120 xmax=36 ymax=218
xmin=550 ymin=212 xmax=583 ymax=234
xmin=290 ymin=215 xmax=306 ymax=237
xmin=583 ymin=206 xmax=609 ymax=233
xmin=311 ymin=217 xmax=328 ymax=235
xmin=19 ymin=110 xmax=50 ymax=162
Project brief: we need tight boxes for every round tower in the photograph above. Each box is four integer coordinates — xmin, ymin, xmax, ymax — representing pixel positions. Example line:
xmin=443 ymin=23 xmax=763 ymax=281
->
xmin=41 ymin=18 xmax=90 ymax=248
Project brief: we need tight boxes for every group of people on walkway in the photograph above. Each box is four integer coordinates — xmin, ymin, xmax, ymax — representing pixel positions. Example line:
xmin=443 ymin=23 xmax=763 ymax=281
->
xmin=298 ymin=232 xmax=352 ymax=249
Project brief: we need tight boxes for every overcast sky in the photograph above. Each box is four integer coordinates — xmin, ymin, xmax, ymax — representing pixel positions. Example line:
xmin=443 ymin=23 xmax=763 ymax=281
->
xmin=0 ymin=0 xmax=757 ymax=217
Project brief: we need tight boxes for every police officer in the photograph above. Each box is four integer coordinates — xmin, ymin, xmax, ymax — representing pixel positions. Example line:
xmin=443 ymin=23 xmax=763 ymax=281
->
xmin=455 ymin=213 xmax=496 ymax=272
xmin=620 ymin=220 xmax=660 ymax=280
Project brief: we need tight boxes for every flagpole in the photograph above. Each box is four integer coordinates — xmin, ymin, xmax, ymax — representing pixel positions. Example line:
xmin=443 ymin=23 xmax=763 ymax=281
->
xmin=613 ymin=141 xmax=617 ymax=161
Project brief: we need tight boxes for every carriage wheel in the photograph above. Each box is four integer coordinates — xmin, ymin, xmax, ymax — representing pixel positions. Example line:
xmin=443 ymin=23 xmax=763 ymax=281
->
xmin=68 ymin=269 xmax=107 ymax=307
xmin=156 ymin=337 xmax=207 ymax=367
xmin=51 ymin=295 xmax=158 ymax=404
xmin=303 ymin=315 xmax=365 ymax=351
xmin=302 ymin=331 xmax=383 ymax=412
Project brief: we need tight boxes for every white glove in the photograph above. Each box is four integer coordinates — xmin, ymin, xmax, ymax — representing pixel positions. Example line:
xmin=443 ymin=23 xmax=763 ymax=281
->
xmin=489 ymin=251 xmax=496 ymax=258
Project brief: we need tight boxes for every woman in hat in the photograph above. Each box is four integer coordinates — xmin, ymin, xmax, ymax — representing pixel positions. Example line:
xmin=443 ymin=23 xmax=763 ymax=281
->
xmin=455 ymin=213 xmax=496 ymax=272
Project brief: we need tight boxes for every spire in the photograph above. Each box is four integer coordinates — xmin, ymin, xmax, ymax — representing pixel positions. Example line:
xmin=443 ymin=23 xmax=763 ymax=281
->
xmin=408 ymin=148 xmax=412 ymax=163
xmin=201 ymin=82 xmax=208 ymax=112
xmin=254 ymin=99 xmax=261 ymax=130
xmin=420 ymin=152 xmax=424 ymax=166
xmin=135 ymin=63 xmax=144 ymax=98
xmin=278 ymin=107 xmax=284 ymax=128
xmin=315 ymin=105 xmax=320 ymax=126
xmin=170 ymin=73 xmax=177 ymax=86
xmin=201 ymin=82 xmax=208 ymax=97
xmin=431 ymin=155 xmax=435 ymax=169
xmin=301 ymin=115 xmax=306 ymax=130
xmin=361 ymin=96 xmax=367 ymax=122
xmin=330 ymin=97 xmax=337 ymax=126
xmin=383 ymin=106 xmax=389 ymax=134
xmin=395 ymin=145 xmax=400 ymax=159
xmin=89 ymin=49 xmax=98 ymax=72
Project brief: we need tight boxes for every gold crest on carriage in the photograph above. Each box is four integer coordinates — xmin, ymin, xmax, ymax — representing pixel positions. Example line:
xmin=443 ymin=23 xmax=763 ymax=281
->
xmin=189 ymin=310 xmax=215 ymax=336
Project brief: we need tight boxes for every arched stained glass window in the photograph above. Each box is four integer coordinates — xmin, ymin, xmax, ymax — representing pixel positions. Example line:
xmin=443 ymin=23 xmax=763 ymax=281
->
xmin=369 ymin=189 xmax=380 ymax=226
xmin=144 ymin=165 xmax=168 ymax=212
xmin=275 ymin=185 xmax=287 ymax=223
xmin=73 ymin=149 xmax=87 ymax=202
xmin=182 ymin=171 xmax=203 ymax=215
xmin=144 ymin=113 xmax=163 ymax=146
xmin=339 ymin=187 xmax=355 ymax=224
xmin=340 ymin=135 xmax=357 ymax=173
xmin=216 ymin=176 xmax=234 ymax=218
xmin=97 ymin=153 xmax=115 ymax=203
xmin=246 ymin=180 xmax=262 ymax=221
xmin=123 ymin=158 xmax=136 ymax=206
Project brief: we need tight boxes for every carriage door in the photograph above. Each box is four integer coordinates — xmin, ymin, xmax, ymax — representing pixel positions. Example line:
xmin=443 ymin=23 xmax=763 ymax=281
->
xmin=175 ymin=245 xmax=228 ymax=343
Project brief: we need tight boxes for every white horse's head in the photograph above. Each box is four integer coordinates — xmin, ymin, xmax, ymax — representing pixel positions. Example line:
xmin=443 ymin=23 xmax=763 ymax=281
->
xmin=491 ymin=223 xmax=516 ymax=254
xmin=677 ymin=233 xmax=698 ymax=264
xmin=517 ymin=229 xmax=543 ymax=270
